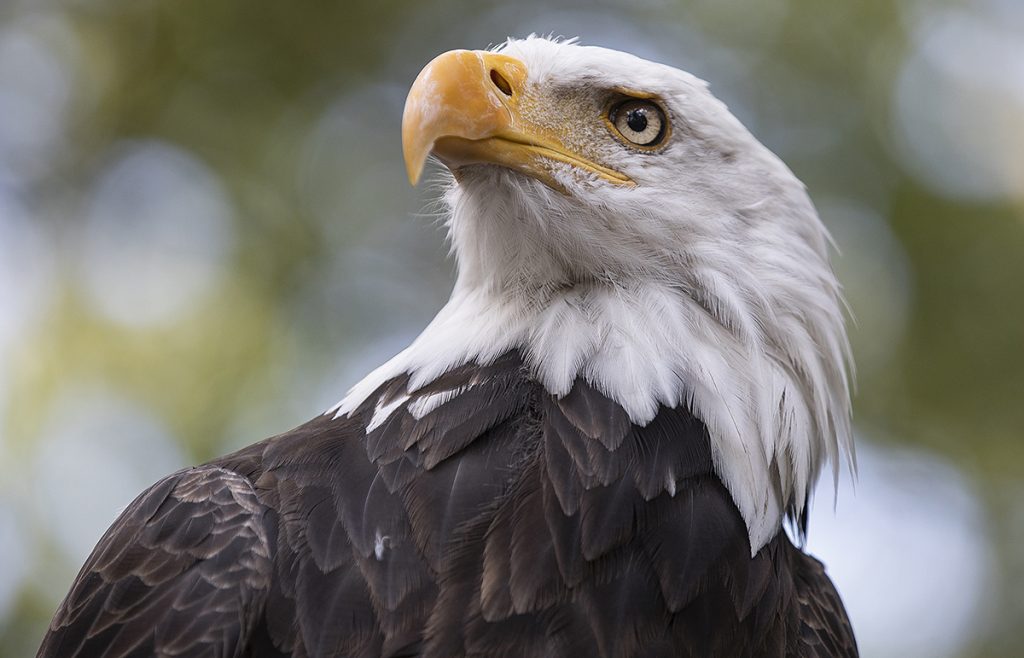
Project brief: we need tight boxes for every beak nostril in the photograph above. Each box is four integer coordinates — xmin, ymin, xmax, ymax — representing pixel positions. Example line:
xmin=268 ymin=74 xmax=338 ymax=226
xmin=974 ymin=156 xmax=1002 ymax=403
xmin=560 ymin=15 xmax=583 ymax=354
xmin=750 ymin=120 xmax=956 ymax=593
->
xmin=490 ymin=69 xmax=513 ymax=97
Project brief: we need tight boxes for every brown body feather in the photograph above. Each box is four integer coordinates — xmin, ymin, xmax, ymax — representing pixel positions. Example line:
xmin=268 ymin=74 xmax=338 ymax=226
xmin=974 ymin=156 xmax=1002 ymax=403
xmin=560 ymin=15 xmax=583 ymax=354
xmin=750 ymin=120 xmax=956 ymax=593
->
xmin=39 ymin=351 xmax=856 ymax=657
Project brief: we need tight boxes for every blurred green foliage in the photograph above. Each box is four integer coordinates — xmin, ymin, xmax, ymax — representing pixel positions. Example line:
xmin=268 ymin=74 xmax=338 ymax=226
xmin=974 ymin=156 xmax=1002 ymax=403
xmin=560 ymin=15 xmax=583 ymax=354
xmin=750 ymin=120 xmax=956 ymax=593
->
xmin=1 ymin=0 xmax=1021 ymax=656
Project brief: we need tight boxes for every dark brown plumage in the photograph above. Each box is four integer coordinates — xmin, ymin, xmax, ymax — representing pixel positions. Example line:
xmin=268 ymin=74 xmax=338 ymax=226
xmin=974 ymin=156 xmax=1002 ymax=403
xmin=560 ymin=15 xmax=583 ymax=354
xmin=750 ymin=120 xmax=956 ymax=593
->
xmin=38 ymin=351 xmax=856 ymax=657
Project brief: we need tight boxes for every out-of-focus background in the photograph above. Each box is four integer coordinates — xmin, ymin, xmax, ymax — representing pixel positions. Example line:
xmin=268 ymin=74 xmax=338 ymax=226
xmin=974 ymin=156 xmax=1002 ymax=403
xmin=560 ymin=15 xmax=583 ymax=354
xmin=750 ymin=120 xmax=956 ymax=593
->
xmin=0 ymin=0 xmax=1021 ymax=655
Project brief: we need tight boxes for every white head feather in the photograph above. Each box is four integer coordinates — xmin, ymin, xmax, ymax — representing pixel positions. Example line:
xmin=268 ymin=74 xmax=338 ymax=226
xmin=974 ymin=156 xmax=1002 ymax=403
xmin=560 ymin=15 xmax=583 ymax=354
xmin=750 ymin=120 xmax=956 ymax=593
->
xmin=335 ymin=36 xmax=854 ymax=554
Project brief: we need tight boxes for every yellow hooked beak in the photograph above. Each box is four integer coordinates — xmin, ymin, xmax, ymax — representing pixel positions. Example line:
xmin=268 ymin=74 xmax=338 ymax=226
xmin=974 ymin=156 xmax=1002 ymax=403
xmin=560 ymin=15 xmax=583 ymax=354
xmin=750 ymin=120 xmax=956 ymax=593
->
xmin=401 ymin=49 xmax=633 ymax=189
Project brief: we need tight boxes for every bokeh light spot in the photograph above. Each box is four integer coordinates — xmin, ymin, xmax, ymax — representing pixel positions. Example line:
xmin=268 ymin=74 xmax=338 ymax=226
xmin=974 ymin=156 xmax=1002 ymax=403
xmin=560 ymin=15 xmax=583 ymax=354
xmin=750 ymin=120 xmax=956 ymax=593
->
xmin=0 ymin=14 xmax=74 ymax=187
xmin=77 ymin=140 xmax=236 ymax=327
xmin=808 ymin=439 xmax=994 ymax=658
xmin=0 ymin=189 xmax=57 ymax=350
xmin=894 ymin=2 xmax=1024 ymax=202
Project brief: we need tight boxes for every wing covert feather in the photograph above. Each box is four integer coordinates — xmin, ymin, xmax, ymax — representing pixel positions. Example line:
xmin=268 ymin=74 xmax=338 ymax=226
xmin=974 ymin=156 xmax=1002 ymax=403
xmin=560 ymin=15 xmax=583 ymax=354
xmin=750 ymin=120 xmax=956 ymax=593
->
xmin=38 ymin=466 xmax=273 ymax=658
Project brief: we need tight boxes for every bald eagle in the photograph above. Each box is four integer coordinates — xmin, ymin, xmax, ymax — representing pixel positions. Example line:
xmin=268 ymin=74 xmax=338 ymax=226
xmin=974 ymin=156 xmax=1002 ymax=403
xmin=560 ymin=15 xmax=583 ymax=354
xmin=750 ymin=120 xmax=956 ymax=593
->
xmin=39 ymin=37 xmax=857 ymax=657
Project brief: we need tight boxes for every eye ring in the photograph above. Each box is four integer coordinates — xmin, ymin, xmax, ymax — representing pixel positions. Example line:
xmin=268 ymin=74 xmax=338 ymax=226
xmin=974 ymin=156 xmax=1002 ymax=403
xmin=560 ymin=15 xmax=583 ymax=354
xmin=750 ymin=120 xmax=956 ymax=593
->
xmin=607 ymin=98 xmax=669 ymax=149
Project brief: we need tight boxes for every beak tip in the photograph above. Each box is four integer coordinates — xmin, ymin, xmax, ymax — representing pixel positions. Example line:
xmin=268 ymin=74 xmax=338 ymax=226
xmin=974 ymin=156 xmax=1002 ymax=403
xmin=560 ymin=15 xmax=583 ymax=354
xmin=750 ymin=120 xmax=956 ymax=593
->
xmin=402 ymin=111 xmax=429 ymax=186
xmin=404 ymin=152 xmax=426 ymax=186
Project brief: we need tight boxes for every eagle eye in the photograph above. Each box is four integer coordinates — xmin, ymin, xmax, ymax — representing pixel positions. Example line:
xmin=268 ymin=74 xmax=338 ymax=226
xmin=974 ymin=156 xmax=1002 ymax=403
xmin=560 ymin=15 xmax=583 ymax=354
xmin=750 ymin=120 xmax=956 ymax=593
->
xmin=608 ymin=99 xmax=668 ymax=148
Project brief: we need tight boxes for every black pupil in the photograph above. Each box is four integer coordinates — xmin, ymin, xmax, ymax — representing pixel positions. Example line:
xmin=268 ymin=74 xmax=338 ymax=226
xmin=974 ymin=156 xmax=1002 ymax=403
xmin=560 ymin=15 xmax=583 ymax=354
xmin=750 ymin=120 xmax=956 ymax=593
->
xmin=626 ymin=107 xmax=648 ymax=133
